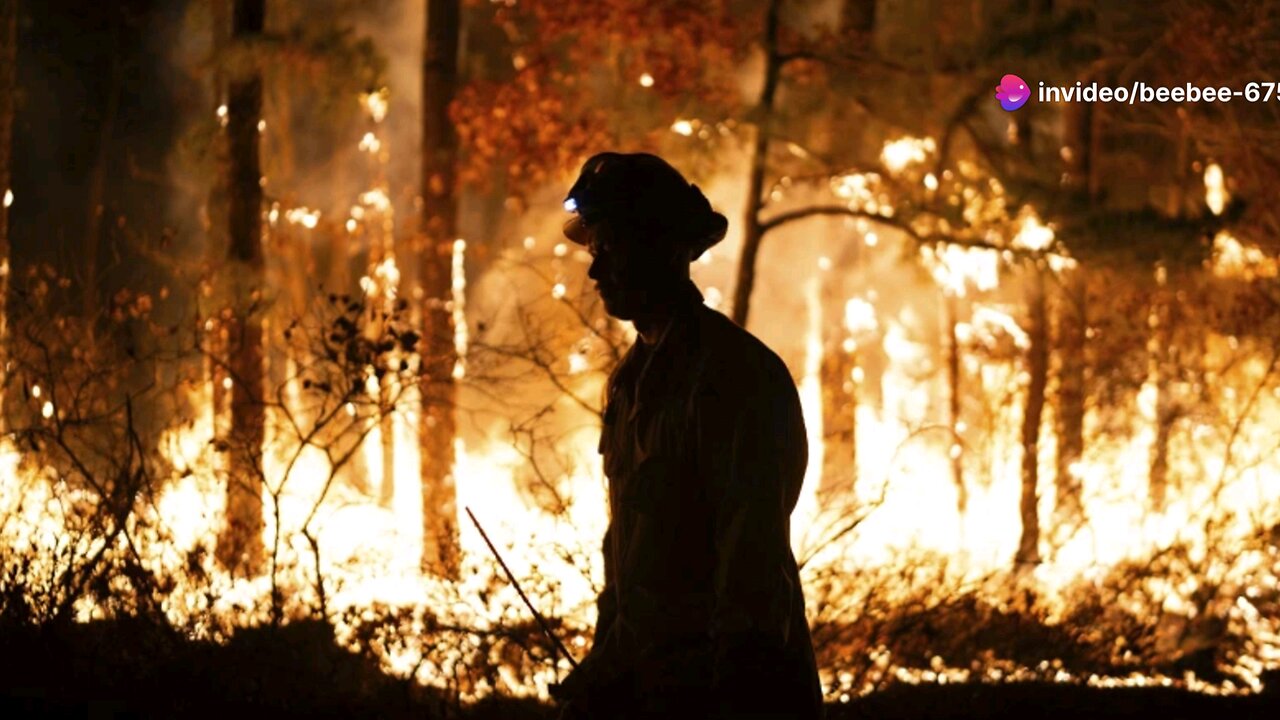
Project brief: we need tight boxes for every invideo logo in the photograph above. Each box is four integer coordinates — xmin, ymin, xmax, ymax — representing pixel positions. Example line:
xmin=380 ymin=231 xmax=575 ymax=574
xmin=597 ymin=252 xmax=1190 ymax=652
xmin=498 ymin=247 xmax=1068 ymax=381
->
xmin=996 ymin=74 xmax=1030 ymax=111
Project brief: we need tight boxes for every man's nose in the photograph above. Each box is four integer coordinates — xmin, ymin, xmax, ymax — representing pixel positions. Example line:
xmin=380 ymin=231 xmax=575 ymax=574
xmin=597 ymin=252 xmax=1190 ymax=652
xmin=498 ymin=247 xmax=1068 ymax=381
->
xmin=587 ymin=255 xmax=604 ymax=281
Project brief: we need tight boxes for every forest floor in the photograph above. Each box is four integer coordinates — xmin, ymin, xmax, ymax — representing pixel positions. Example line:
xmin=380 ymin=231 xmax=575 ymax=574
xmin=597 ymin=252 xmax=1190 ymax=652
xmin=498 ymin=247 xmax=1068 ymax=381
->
xmin=1 ymin=620 xmax=1277 ymax=719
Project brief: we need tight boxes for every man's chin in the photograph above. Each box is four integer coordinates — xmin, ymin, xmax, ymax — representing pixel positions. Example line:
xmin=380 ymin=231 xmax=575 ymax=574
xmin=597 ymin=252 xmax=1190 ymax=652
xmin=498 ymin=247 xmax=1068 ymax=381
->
xmin=599 ymin=295 xmax=635 ymax=320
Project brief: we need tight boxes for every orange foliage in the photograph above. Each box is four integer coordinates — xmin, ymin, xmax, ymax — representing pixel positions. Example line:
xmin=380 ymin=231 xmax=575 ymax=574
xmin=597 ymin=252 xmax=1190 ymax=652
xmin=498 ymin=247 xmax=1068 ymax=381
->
xmin=454 ymin=0 xmax=746 ymax=195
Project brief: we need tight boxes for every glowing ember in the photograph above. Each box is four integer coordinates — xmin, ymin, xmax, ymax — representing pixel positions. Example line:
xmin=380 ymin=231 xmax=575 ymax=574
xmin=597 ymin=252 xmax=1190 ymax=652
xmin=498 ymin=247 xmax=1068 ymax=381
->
xmin=1013 ymin=211 xmax=1055 ymax=251
xmin=360 ymin=189 xmax=391 ymax=213
xmin=284 ymin=206 xmax=321 ymax=229
xmin=844 ymin=298 xmax=877 ymax=335
xmin=1205 ymin=162 xmax=1228 ymax=215
xmin=881 ymin=136 xmax=935 ymax=172
xmin=362 ymin=88 xmax=390 ymax=123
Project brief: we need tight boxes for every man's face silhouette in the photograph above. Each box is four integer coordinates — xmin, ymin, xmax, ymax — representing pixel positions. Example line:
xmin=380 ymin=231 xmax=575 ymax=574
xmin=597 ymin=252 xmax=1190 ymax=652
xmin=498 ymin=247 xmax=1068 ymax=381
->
xmin=583 ymin=220 xmax=683 ymax=321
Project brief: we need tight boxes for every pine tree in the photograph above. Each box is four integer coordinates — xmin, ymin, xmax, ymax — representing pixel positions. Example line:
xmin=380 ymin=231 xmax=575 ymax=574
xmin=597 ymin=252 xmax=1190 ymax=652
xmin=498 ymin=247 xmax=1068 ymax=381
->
xmin=216 ymin=0 xmax=268 ymax=576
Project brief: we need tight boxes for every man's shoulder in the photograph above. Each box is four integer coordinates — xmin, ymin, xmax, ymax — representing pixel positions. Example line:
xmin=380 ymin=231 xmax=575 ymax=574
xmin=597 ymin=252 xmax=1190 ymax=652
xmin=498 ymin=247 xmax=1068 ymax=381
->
xmin=690 ymin=304 xmax=795 ymax=391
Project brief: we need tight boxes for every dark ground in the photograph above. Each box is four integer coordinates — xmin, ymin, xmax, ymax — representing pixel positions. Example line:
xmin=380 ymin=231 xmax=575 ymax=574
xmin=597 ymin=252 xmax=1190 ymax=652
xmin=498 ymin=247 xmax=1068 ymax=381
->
xmin=1 ymin=621 xmax=1277 ymax=719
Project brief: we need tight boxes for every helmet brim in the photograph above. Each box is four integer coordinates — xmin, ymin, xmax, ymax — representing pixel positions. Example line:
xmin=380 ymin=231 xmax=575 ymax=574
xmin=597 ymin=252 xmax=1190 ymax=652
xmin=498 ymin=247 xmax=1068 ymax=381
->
xmin=563 ymin=214 xmax=590 ymax=245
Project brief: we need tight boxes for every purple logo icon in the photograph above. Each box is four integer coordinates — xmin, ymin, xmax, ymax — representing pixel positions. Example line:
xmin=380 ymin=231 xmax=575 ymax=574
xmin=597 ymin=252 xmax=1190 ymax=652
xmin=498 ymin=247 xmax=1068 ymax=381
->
xmin=996 ymin=74 xmax=1030 ymax=111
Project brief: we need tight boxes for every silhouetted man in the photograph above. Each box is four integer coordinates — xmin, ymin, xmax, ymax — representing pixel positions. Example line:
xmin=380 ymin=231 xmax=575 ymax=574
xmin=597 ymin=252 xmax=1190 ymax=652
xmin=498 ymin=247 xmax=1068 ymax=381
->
xmin=551 ymin=153 xmax=824 ymax=720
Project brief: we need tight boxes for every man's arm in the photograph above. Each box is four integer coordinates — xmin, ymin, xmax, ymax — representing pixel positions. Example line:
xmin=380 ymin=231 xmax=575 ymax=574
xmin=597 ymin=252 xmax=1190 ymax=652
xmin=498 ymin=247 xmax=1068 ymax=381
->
xmin=698 ymin=365 xmax=808 ymax=710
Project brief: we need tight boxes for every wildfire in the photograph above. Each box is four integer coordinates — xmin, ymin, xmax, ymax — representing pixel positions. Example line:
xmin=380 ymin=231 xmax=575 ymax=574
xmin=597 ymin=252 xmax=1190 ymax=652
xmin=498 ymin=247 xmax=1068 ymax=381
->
xmin=3 ymin=78 xmax=1279 ymax=718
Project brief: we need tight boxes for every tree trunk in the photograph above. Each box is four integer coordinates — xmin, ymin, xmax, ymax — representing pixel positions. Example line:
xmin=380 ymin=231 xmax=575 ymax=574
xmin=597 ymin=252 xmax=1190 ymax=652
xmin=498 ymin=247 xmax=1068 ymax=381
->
xmin=206 ymin=0 xmax=232 ymax=451
xmin=419 ymin=0 xmax=461 ymax=577
xmin=945 ymin=294 xmax=967 ymax=515
xmin=1149 ymin=120 xmax=1192 ymax=512
xmin=0 ymin=0 xmax=15 ymax=422
xmin=1148 ymin=284 xmax=1176 ymax=511
xmin=1054 ymin=273 xmax=1085 ymax=526
xmin=83 ymin=43 xmax=122 ymax=325
xmin=818 ymin=334 xmax=857 ymax=500
xmin=729 ymin=0 xmax=781 ymax=328
xmin=216 ymin=0 xmax=266 ymax=576
xmin=1054 ymin=99 xmax=1090 ymax=531
xmin=1017 ymin=269 xmax=1047 ymax=568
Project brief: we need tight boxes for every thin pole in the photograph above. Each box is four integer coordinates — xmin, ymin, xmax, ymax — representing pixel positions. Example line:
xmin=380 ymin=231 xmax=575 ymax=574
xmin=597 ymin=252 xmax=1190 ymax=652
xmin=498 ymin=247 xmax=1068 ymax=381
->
xmin=464 ymin=507 xmax=580 ymax=670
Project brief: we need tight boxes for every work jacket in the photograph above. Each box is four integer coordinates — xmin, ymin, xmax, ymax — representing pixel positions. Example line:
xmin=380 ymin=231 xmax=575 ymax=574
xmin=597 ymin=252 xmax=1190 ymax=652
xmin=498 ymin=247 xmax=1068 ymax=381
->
xmin=574 ymin=283 xmax=824 ymax=719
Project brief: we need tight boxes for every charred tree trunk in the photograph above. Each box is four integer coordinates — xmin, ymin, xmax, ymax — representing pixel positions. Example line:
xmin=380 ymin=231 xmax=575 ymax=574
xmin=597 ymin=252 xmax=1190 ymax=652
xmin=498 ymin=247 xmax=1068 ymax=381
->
xmin=945 ymin=294 xmax=966 ymax=514
xmin=206 ymin=0 xmax=233 ymax=471
xmin=730 ymin=0 xmax=781 ymax=327
xmin=1148 ymin=281 xmax=1177 ymax=511
xmin=1149 ymin=121 xmax=1193 ymax=512
xmin=419 ymin=0 xmax=461 ymax=577
xmin=818 ymin=335 xmax=858 ymax=499
xmin=83 ymin=42 xmax=122 ymax=325
xmin=0 ymin=0 xmax=15 ymax=419
xmin=216 ymin=0 xmax=266 ymax=576
xmin=1017 ymin=268 xmax=1048 ymax=568
xmin=1054 ymin=100 xmax=1091 ymax=531
xmin=1054 ymin=273 xmax=1085 ymax=525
